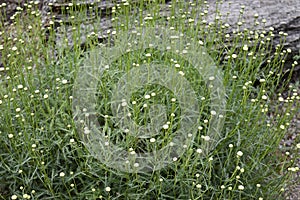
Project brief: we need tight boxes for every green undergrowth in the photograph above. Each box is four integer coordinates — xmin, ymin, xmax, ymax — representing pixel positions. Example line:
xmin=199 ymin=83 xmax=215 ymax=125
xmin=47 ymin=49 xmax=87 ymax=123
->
xmin=0 ymin=0 xmax=299 ymax=199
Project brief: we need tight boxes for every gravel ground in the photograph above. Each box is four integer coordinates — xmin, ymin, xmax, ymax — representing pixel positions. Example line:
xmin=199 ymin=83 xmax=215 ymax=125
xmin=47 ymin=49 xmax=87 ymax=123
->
xmin=284 ymin=112 xmax=300 ymax=199
xmin=280 ymin=86 xmax=300 ymax=200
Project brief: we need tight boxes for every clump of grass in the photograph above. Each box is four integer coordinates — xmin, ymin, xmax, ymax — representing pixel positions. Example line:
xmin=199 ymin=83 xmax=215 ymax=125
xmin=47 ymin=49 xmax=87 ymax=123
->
xmin=0 ymin=1 xmax=299 ymax=199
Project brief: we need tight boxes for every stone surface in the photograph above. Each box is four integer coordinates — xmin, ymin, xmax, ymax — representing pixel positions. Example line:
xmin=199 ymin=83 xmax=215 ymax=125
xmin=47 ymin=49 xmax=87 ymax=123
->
xmin=3 ymin=0 xmax=298 ymax=80
xmin=205 ymin=0 xmax=300 ymax=51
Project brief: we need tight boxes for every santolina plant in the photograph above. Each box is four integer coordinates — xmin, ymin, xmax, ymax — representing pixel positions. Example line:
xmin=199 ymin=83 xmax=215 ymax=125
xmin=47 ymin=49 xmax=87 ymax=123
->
xmin=0 ymin=0 xmax=299 ymax=199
